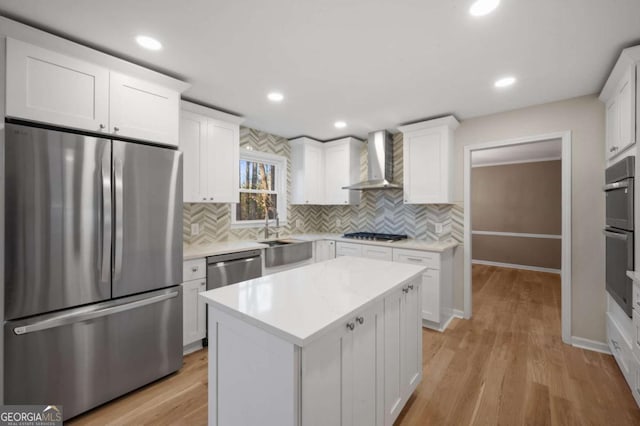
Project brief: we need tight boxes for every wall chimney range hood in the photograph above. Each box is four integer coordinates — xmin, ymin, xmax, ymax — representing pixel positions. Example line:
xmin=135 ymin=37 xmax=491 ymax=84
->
xmin=342 ymin=130 xmax=402 ymax=190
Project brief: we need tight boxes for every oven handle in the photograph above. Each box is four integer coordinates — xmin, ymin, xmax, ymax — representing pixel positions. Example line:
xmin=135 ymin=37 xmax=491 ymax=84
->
xmin=603 ymin=181 xmax=630 ymax=191
xmin=603 ymin=230 xmax=630 ymax=240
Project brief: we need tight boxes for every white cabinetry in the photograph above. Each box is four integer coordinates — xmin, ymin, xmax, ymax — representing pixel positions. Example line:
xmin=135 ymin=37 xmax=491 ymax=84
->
xmin=336 ymin=242 xmax=364 ymax=257
xmin=179 ymin=101 xmax=243 ymax=203
xmin=600 ymin=46 xmax=640 ymax=160
xmin=324 ymin=138 xmax=363 ymax=205
xmin=398 ymin=116 xmax=459 ymax=204
xmin=290 ymin=137 xmax=363 ymax=205
xmin=302 ymin=301 xmax=384 ymax=426
xmin=109 ymin=72 xmax=180 ymax=146
xmin=182 ymin=258 xmax=207 ymax=351
xmin=362 ymin=245 xmax=392 ymax=261
xmin=6 ymin=38 xmax=109 ymax=133
xmin=383 ymin=281 xmax=422 ymax=425
xmin=6 ymin=38 xmax=185 ymax=146
xmin=290 ymin=138 xmax=325 ymax=205
xmin=315 ymin=240 xmax=336 ymax=262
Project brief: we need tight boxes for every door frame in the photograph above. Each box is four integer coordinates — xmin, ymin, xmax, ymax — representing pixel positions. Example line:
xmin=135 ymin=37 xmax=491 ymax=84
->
xmin=463 ymin=131 xmax=572 ymax=344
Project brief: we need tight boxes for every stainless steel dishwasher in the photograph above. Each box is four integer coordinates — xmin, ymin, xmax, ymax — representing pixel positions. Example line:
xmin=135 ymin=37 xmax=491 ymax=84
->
xmin=206 ymin=249 xmax=263 ymax=290
xmin=204 ymin=249 xmax=262 ymax=346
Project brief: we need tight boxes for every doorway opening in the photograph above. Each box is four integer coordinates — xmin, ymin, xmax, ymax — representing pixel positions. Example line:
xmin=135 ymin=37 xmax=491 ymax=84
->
xmin=463 ymin=132 xmax=572 ymax=343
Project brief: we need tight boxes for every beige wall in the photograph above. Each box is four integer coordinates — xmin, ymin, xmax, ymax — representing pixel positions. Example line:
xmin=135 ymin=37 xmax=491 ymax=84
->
xmin=472 ymin=160 xmax=562 ymax=269
xmin=453 ymin=94 xmax=606 ymax=343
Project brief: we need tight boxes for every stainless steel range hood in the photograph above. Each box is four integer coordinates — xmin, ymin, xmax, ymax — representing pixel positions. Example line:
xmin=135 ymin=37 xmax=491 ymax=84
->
xmin=343 ymin=130 xmax=402 ymax=190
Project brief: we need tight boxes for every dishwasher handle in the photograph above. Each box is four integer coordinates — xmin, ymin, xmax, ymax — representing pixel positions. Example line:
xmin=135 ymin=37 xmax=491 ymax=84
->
xmin=206 ymin=249 xmax=262 ymax=265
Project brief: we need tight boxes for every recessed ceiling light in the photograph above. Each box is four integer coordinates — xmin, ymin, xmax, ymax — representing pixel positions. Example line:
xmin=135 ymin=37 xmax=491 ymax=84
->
xmin=267 ymin=92 xmax=284 ymax=102
xmin=135 ymin=35 xmax=162 ymax=51
xmin=469 ymin=0 xmax=500 ymax=16
xmin=494 ymin=76 xmax=516 ymax=88
xmin=334 ymin=121 xmax=347 ymax=129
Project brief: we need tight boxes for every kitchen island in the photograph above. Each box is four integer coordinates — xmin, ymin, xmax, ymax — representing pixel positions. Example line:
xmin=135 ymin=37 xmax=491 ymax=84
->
xmin=200 ymin=256 xmax=426 ymax=426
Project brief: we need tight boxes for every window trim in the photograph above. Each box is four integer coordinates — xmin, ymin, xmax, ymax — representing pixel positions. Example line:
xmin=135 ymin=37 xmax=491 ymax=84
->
xmin=231 ymin=149 xmax=287 ymax=227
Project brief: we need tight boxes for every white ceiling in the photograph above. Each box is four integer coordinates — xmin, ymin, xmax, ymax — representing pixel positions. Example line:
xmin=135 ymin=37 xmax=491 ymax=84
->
xmin=1 ymin=1 xmax=639 ymax=140
xmin=472 ymin=138 xmax=562 ymax=166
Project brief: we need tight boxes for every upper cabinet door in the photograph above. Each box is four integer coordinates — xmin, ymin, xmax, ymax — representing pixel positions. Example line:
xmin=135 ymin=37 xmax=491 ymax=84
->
xmin=324 ymin=143 xmax=350 ymax=204
xmin=204 ymin=119 xmax=240 ymax=203
xmin=109 ymin=72 xmax=180 ymax=146
xmin=606 ymin=97 xmax=620 ymax=158
xmin=6 ymin=38 xmax=109 ymax=133
xmin=179 ymin=111 xmax=206 ymax=202
xmin=616 ymin=65 xmax=637 ymax=155
xmin=400 ymin=116 xmax=458 ymax=204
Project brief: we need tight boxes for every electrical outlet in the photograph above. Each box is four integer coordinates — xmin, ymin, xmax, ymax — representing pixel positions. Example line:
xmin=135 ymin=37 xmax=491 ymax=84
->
xmin=296 ymin=219 xmax=303 ymax=228
xmin=336 ymin=218 xmax=342 ymax=227
xmin=434 ymin=222 xmax=443 ymax=235
xmin=191 ymin=223 xmax=200 ymax=236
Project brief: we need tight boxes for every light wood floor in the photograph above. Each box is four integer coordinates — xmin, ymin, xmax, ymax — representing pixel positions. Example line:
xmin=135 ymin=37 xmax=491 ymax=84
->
xmin=69 ymin=265 xmax=640 ymax=425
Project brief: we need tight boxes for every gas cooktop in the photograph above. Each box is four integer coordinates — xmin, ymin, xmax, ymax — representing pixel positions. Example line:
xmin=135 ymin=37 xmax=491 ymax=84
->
xmin=342 ymin=232 xmax=408 ymax=242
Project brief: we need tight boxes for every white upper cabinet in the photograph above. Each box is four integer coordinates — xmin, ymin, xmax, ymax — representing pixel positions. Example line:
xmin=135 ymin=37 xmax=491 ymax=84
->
xmin=399 ymin=116 xmax=459 ymax=204
xmin=290 ymin=137 xmax=363 ymax=205
xmin=600 ymin=46 xmax=640 ymax=160
xmin=290 ymin=138 xmax=325 ymax=205
xmin=5 ymin=38 xmax=186 ymax=146
xmin=6 ymin=38 xmax=109 ymax=133
xmin=324 ymin=138 xmax=363 ymax=205
xmin=109 ymin=72 xmax=180 ymax=146
xmin=179 ymin=101 xmax=243 ymax=203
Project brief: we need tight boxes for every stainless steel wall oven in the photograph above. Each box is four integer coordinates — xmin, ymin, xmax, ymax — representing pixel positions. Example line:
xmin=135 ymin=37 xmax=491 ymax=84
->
xmin=604 ymin=156 xmax=635 ymax=317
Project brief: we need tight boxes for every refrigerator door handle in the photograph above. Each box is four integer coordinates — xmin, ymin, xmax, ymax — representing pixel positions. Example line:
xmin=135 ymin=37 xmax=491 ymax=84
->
xmin=114 ymin=158 xmax=124 ymax=281
xmin=13 ymin=290 xmax=179 ymax=335
xmin=100 ymin=146 xmax=112 ymax=284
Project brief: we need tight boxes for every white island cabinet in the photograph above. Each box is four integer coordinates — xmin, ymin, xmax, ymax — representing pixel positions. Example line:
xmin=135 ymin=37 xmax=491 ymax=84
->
xmin=200 ymin=256 xmax=425 ymax=426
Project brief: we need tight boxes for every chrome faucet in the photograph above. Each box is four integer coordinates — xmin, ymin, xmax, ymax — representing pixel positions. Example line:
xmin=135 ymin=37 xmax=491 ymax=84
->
xmin=263 ymin=208 xmax=280 ymax=239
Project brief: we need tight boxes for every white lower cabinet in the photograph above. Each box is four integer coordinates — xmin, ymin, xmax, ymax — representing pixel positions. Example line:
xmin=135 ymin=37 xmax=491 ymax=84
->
xmin=383 ymin=282 xmax=422 ymax=425
xmin=362 ymin=245 xmax=393 ymax=261
xmin=302 ymin=301 xmax=385 ymax=426
xmin=182 ymin=258 xmax=207 ymax=349
xmin=182 ymin=279 xmax=206 ymax=347
xmin=315 ymin=240 xmax=336 ymax=262
xmin=337 ymin=241 xmax=454 ymax=331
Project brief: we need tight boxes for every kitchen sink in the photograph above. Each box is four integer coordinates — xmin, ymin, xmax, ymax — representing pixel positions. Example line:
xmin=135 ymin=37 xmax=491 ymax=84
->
xmin=263 ymin=239 xmax=313 ymax=268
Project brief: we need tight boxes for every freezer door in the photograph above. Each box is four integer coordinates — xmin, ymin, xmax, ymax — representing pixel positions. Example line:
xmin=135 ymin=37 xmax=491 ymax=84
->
xmin=4 ymin=286 xmax=183 ymax=421
xmin=4 ymin=123 xmax=112 ymax=320
xmin=112 ymin=140 xmax=182 ymax=297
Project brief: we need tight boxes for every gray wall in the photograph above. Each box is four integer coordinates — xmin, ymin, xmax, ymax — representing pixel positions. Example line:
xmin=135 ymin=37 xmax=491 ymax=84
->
xmin=453 ymin=94 xmax=606 ymax=343
xmin=471 ymin=160 xmax=561 ymax=269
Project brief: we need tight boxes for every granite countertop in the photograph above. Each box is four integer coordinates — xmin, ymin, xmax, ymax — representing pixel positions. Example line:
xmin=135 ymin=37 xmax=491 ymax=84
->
xmin=184 ymin=233 xmax=459 ymax=260
xmin=199 ymin=256 xmax=425 ymax=346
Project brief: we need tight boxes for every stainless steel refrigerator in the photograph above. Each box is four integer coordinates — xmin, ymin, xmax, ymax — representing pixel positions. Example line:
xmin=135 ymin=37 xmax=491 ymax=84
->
xmin=3 ymin=122 xmax=183 ymax=420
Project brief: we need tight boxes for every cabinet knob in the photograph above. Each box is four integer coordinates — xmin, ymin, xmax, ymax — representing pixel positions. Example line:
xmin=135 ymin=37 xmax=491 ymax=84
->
xmin=402 ymin=287 xmax=409 ymax=294
xmin=408 ymin=284 xmax=414 ymax=290
xmin=306 ymin=201 xmax=309 ymax=204
xmin=113 ymin=126 xmax=120 ymax=132
xmin=191 ymin=266 xmax=198 ymax=272
xmin=210 ymin=197 xmax=214 ymax=201
xmin=356 ymin=316 xmax=364 ymax=325
xmin=344 ymin=201 xmax=347 ymax=204
xmin=202 ymin=197 xmax=207 ymax=201
xmin=346 ymin=322 xmax=355 ymax=331
xmin=99 ymin=124 xmax=105 ymax=130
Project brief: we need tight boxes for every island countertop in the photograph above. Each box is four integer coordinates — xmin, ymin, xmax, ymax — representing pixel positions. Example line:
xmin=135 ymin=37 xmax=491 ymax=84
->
xmin=199 ymin=256 xmax=425 ymax=346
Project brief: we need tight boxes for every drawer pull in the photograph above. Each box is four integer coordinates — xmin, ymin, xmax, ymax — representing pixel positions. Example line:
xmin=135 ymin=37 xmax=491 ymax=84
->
xmin=406 ymin=257 xmax=426 ymax=263
xmin=346 ymin=322 xmax=355 ymax=331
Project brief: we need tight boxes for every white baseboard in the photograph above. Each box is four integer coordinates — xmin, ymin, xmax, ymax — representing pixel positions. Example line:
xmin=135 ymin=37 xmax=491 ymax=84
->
xmin=183 ymin=340 xmax=204 ymax=355
xmin=571 ymin=336 xmax=611 ymax=354
xmin=452 ymin=309 xmax=465 ymax=319
xmin=472 ymin=259 xmax=561 ymax=274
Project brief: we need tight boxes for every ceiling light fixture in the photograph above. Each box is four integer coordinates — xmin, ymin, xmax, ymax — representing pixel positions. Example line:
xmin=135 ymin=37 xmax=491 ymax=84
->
xmin=267 ymin=92 xmax=284 ymax=102
xmin=135 ymin=35 xmax=162 ymax=51
xmin=334 ymin=121 xmax=347 ymax=129
xmin=494 ymin=76 xmax=516 ymax=88
xmin=469 ymin=0 xmax=500 ymax=17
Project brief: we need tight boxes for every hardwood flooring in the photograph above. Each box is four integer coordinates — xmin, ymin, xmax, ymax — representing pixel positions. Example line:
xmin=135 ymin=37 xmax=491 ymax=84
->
xmin=69 ymin=265 xmax=640 ymax=425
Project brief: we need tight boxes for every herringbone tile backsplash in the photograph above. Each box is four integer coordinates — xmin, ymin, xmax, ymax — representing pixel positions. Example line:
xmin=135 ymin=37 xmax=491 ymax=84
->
xmin=183 ymin=127 xmax=464 ymax=245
